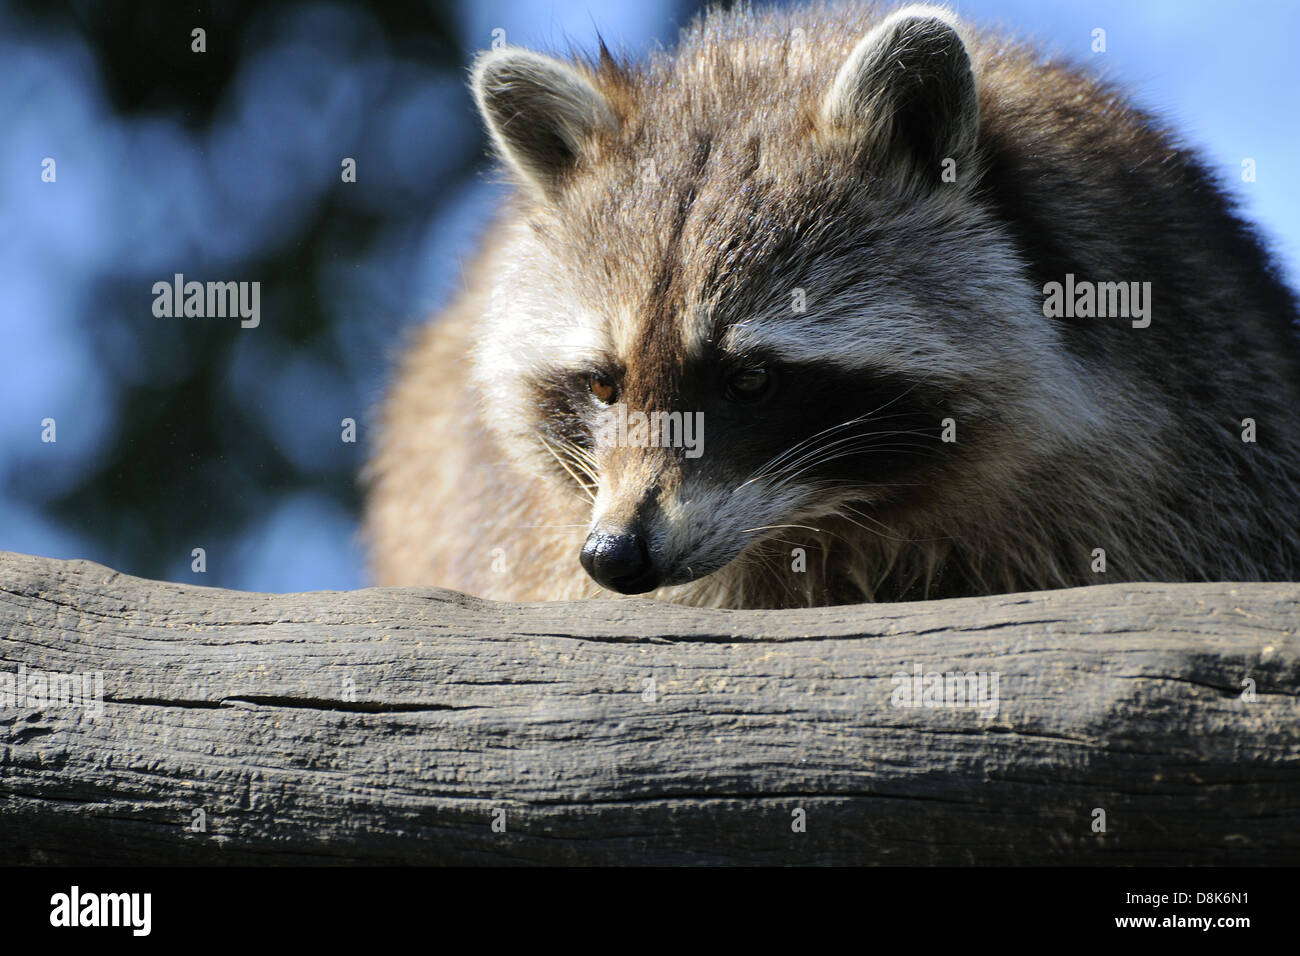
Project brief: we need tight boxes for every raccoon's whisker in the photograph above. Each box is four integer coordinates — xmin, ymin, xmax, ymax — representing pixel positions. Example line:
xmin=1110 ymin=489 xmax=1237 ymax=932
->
xmin=746 ymin=547 xmax=788 ymax=595
xmin=763 ymin=428 xmax=937 ymax=481
xmin=767 ymin=440 xmax=940 ymax=493
xmin=829 ymin=505 xmax=920 ymax=545
xmin=746 ymin=385 xmax=926 ymax=482
xmin=735 ymin=538 xmax=805 ymax=594
xmin=549 ymin=435 xmax=601 ymax=482
xmin=785 ymin=438 xmax=940 ymax=474
xmin=742 ymin=423 xmax=935 ymax=493
xmin=764 ymin=382 xmax=925 ymax=472
xmin=747 ymin=408 xmax=916 ymax=481
xmin=836 ymin=502 xmax=955 ymax=545
xmin=774 ymin=431 xmax=941 ymax=465
xmin=742 ymin=521 xmax=856 ymax=551
xmin=747 ymin=413 xmax=880 ymax=481
xmin=782 ymin=443 xmax=941 ymax=479
xmin=547 ymin=432 xmax=595 ymax=461
xmin=546 ymin=434 xmax=602 ymax=484
xmin=538 ymin=435 xmax=598 ymax=503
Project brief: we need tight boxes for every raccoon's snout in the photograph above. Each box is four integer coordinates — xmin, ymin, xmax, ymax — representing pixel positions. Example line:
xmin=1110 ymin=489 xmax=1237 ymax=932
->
xmin=580 ymin=526 xmax=660 ymax=594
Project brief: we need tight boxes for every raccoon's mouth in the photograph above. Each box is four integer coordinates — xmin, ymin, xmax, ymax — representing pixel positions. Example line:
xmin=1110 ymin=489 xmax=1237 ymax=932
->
xmin=648 ymin=540 xmax=752 ymax=591
xmin=651 ymin=501 xmax=879 ymax=592
xmin=657 ymin=558 xmax=732 ymax=590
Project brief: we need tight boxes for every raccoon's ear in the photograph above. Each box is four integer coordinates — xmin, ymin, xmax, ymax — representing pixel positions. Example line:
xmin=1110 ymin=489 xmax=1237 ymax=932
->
xmin=471 ymin=47 xmax=617 ymax=200
xmin=819 ymin=5 xmax=979 ymax=182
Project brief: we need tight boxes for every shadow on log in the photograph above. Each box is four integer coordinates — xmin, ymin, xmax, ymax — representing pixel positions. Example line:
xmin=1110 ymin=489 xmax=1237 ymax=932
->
xmin=0 ymin=550 xmax=1297 ymax=865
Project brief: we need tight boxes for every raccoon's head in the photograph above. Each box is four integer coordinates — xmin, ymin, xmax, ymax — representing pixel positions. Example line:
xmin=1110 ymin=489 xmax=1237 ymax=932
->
xmin=470 ymin=5 xmax=1092 ymax=597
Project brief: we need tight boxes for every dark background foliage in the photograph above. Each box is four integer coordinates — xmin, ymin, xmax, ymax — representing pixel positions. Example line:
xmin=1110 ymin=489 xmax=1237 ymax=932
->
xmin=9 ymin=1 xmax=474 ymax=590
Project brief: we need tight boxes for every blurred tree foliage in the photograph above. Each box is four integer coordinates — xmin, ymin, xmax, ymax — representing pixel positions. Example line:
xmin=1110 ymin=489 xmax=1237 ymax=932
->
xmin=9 ymin=0 xmax=471 ymax=585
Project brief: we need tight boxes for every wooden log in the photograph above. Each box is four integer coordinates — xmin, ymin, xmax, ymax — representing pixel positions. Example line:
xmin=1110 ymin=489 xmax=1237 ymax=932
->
xmin=0 ymin=549 xmax=1296 ymax=865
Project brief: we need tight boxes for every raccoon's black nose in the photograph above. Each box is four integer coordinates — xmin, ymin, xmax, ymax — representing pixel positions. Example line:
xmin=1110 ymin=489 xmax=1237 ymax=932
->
xmin=580 ymin=529 xmax=659 ymax=594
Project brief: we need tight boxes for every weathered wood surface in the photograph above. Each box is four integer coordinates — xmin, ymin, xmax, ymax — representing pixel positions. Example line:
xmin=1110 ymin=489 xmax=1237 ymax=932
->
xmin=0 ymin=549 xmax=1296 ymax=865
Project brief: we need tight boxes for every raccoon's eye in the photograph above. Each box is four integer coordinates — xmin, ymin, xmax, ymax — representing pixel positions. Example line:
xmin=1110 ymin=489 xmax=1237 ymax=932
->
xmin=724 ymin=366 xmax=772 ymax=403
xmin=588 ymin=373 xmax=618 ymax=405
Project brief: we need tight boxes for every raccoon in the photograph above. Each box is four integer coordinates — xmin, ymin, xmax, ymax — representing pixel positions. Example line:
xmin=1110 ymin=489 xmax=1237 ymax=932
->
xmin=364 ymin=2 xmax=1300 ymax=608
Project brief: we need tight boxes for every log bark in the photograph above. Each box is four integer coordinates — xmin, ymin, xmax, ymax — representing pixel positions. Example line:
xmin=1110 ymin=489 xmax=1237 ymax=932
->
xmin=0 ymin=549 xmax=1296 ymax=865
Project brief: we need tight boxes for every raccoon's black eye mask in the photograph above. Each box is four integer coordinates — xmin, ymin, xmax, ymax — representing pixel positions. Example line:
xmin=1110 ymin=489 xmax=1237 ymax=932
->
xmin=582 ymin=363 xmax=776 ymax=409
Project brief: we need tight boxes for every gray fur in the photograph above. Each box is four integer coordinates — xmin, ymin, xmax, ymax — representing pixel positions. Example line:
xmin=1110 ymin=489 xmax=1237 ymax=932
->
xmin=365 ymin=2 xmax=1300 ymax=607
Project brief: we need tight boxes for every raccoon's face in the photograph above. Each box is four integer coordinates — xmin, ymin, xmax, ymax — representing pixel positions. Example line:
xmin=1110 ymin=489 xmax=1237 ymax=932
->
xmin=471 ymin=7 xmax=1091 ymax=595
xmin=569 ymin=352 xmax=948 ymax=594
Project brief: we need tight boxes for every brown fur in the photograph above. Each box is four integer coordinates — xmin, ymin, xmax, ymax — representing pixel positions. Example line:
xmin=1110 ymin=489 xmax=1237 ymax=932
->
xmin=364 ymin=2 xmax=1300 ymax=607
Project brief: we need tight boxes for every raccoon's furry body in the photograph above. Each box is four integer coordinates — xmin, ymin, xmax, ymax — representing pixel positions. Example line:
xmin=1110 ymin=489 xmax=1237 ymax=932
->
xmin=365 ymin=2 xmax=1300 ymax=608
